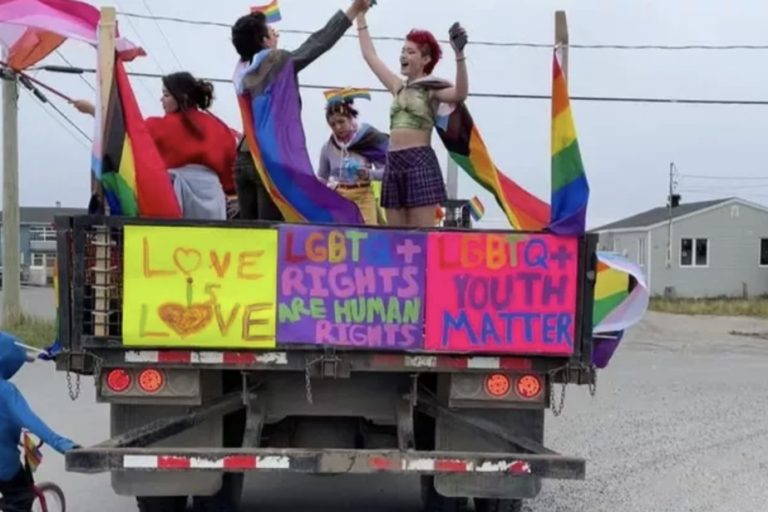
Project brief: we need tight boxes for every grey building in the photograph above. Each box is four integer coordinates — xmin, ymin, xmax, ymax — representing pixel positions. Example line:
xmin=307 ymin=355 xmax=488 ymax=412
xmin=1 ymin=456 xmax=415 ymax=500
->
xmin=594 ymin=198 xmax=768 ymax=298
xmin=0 ymin=206 xmax=86 ymax=282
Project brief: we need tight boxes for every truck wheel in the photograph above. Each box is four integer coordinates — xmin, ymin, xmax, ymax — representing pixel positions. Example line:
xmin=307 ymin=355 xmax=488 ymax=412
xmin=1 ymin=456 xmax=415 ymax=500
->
xmin=421 ymin=477 xmax=468 ymax=512
xmin=136 ymin=497 xmax=187 ymax=512
xmin=474 ymin=498 xmax=523 ymax=512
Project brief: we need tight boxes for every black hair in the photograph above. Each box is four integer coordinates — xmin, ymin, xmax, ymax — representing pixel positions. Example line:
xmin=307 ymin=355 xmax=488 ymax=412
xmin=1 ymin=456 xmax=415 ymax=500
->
xmin=232 ymin=12 xmax=270 ymax=63
xmin=325 ymin=101 xmax=359 ymax=121
xmin=162 ymin=72 xmax=214 ymax=138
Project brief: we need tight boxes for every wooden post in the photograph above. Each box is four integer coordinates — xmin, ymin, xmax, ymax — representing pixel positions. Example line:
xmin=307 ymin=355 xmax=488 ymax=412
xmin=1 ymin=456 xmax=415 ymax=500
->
xmin=2 ymin=65 xmax=21 ymax=326
xmin=93 ymin=7 xmax=116 ymax=338
xmin=555 ymin=11 xmax=569 ymax=79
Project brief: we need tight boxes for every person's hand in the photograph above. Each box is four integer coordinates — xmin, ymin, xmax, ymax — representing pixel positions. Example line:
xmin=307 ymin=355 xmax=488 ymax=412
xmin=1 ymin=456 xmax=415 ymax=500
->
xmin=350 ymin=0 xmax=372 ymax=17
xmin=72 ymin=99 xmax=95 ymax=116
xmin=449 ymin=22 xmax=468 ymax=54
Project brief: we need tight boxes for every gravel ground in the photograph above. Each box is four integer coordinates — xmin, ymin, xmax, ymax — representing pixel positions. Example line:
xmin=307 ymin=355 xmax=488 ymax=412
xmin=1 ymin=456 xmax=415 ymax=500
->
xmin=11 ymin=310 xmax=768 ymax=512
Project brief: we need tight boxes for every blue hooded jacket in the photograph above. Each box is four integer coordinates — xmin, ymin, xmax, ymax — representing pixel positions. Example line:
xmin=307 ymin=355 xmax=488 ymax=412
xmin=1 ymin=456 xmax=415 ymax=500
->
xmin=0 ymin=332 xmax=76 ymax=481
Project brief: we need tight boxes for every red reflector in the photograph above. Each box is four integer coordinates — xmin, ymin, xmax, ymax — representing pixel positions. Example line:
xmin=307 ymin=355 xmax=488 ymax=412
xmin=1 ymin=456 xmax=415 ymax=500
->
xmin=516 ymin=374 xmax=542 ymax=399
xmin=137 ymin=369 xmax=165 ymax=394
xmin=106 ymin=369 xmax=132 ymax=393
xmin=484 ymin=374 xmax=511 ymax=398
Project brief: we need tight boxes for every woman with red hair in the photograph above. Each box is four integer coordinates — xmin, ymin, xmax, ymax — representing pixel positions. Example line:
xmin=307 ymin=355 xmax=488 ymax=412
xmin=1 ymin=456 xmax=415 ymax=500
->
xmin=356 ymin=13 xmax=468 ymax=227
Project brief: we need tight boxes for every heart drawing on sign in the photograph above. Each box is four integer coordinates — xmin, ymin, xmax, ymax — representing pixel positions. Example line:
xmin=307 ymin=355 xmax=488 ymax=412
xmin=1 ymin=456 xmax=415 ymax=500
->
xmin=157 ymin=303 xmax=213 ymax=338
xmin=173 ymin=248 xmax=202 ymax=276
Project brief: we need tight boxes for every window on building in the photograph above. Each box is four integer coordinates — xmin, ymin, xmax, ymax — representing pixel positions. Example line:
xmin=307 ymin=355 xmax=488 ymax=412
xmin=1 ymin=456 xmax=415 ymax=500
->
xmin=760 ymin=239 xmax=768 ymax=266
xmin=637 ymin=237 xmax=646 ymax=266
xmin=28 ymin=226 xmax=55 ymax=241
xmin=681 ymin=238 xmax=708 ymax=267
xmin=31 ymin=252 xmax=45 ymax=267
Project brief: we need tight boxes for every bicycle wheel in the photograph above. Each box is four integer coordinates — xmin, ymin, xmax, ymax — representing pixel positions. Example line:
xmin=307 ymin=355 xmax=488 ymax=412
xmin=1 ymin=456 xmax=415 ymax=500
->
xmin=32 ymin=482 xmax=66 ymax=512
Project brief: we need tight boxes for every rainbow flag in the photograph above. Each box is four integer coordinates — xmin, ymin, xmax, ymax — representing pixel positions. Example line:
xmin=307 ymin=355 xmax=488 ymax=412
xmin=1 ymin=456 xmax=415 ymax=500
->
xmin=235 ymin=50 xmax=363 ymax=224
xmin=324 ymin=87 xmax=371 ymax=105
xmin=550 ymin=50 xmax=590 ymax=235
xmin=23 ymin=432 xmax=43 ymax=473
xmin=468 ymin=196 xmax=485 ymax=222
xmin=251 ymin=0 xmax=281 ymax=23
xmin=97 ymin=59 xmax=181 ymax=218
xmin=417 ymin=77 xmax=550 ymax=231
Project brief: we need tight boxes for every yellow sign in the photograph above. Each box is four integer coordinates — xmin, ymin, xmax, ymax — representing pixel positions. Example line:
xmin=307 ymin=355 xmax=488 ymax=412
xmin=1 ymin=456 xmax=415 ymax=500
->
xmin=122 ymin=225 xmax=278 ymax=349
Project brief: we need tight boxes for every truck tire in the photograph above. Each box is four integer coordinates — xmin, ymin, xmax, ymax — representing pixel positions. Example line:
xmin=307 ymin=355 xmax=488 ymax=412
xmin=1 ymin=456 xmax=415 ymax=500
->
xmin=421 ymin=477 xmax=468 ymax=512
xmin=136 ymin=497 xmax=187 ymax=512
xmin=474 ymin=498 xmax=523 ymax=512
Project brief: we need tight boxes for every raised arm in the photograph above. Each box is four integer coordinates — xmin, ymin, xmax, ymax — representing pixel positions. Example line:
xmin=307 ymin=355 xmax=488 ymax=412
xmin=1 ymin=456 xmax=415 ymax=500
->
xmin=292 ymin=0 xmax=372 ymax=73
xmin=433 ymin=23 xmax=469 ymax=104
xmin=356 ymin=13 xmax=402 ymax=94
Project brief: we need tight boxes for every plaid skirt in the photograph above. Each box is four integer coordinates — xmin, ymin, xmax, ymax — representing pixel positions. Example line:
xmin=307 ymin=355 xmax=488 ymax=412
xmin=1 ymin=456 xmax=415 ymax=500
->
xmin=381 ymin=146 xmax=447 ymax=209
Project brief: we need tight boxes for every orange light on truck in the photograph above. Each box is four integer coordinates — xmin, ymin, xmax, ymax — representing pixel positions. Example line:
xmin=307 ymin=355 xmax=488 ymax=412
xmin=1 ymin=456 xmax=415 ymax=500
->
xmin=516 ymin=374 xmax=542 ymax=400
xmin=137 ymin=369 xmax=165 ymax=394
xmin=106 ymin=369 xmax=132 ymax=393
xmin=484 ymin=374 xmax=511 ymax=398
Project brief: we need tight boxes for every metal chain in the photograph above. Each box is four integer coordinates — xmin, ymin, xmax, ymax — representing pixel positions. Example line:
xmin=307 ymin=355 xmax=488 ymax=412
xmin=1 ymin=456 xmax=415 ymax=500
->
xmin=589 ymin=365 xmax=598 ymax=397
xmin=66 ymin=370 xmax=81 ymax=401
xmin=304 ymin=356 xmax=322 ymax=405
xmin=65 ymin=350 xmax=104 ymax=402
xmin=551 ymin=379 xmax=567 ymax=417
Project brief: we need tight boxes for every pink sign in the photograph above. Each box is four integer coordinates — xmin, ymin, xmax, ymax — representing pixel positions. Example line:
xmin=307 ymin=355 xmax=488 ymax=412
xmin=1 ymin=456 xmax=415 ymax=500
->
xmin=425 ymin=232 xmax=579 ymax=355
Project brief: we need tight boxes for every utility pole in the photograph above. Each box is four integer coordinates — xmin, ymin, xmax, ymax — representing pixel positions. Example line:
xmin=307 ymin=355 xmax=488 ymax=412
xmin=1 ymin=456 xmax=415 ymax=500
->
xmin=2 ymin=65 xmax=21 ymax=326
xmin=665 ymin=162 xmax=677 ymax=268
xmin=446 ymin=155 xmax=458 ymax=200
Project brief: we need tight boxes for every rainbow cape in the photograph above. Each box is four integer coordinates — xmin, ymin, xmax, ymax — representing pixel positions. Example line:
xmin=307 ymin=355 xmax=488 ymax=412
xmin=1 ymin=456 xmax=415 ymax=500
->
xmin=251 ymin=0 xmax=281 ymax=23
xmin=96 ymin=57 xmax=181 ymax=218
xmin=550 ymin=50 xmax=589 ymax=235
xmin=235 ymin=49 xmax=363 ymax=224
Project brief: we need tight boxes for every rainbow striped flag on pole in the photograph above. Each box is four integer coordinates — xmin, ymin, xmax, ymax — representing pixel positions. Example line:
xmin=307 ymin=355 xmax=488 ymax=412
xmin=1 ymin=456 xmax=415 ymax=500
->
xmin=550 ymin=48 xmax=590 ymax=235
xmin=323 ymin=87 xmax=371 ymax=105
xmin=251 ymin=0 xmax=282 ymax=23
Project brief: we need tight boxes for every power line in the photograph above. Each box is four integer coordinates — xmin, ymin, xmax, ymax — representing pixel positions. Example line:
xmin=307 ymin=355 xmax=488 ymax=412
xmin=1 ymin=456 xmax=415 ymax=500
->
xmin=117 ymin=11 xmax=768 ymax=51
xmin=138 ymin=1 xmax=184 ymax=70
xmin=680 ymin=174 xmax=768 ymax=180
xmin=55 ymin=50 xmax=95 ymax=92
xmin=22 ymin=88 xmax=91 ymax=149
xmin=115 ymin=0 xmax=167 ymax=75
xmin=33 ymin=65 xmax=768 ymax=107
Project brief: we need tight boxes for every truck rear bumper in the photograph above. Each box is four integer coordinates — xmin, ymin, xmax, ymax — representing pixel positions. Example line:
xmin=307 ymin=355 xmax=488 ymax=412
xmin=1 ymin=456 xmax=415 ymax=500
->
xmin=65 ymin=390 xmax=585 ymax=481
xmin=67 ymin=446 xmax=584 ymax=480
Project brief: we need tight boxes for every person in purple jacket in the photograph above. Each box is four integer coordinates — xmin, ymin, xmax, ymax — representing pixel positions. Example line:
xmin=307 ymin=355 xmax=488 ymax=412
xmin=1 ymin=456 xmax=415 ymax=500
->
xmin=0 ymin=332 xmax=78 ymax=511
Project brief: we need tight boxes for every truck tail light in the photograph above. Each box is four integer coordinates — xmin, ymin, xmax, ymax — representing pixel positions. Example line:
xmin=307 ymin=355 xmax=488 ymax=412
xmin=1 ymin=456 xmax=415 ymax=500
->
xmin=484 ymin=373 xmax=511 ymax=398
xmin=515 ymin=374 xmax=543 ymax=400
xmin=105 ymin=369 xmax=132 ymax=393
xmin=137 ymin=369 xmax=165 ymax=394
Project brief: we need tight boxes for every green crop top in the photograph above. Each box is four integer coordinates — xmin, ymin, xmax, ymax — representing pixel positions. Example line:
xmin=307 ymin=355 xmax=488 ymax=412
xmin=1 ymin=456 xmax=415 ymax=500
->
xmin=390 ymin=85 xmax=435 ymax=131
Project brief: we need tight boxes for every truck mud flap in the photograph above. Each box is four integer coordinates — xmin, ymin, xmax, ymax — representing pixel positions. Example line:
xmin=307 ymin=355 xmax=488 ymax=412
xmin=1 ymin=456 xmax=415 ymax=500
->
xmin=67 ymin=447 xmax=584 ymax=480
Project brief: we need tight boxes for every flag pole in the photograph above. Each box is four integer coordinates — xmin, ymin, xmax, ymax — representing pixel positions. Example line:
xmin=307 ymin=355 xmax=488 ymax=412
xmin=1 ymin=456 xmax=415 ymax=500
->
xmin=555 ymin=11 xmax=569 ymax=79
xmin=93 ymin=7 xmax=117 ymax=339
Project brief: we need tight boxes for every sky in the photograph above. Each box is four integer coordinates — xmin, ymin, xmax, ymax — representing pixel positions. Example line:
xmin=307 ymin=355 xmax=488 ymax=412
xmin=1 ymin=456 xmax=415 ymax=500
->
xmin=3 ymin=0 xmax=768 ymax=229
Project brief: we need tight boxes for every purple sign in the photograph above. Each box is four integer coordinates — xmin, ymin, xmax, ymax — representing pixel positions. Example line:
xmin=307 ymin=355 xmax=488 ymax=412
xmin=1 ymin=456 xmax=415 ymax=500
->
xmin=277 ymin=225 xmax=426 ymax=350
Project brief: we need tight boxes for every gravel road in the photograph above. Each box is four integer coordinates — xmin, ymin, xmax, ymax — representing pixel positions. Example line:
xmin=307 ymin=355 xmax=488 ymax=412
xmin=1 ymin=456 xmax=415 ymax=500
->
xmin=9 ymin=303 xmax=768 ymax=512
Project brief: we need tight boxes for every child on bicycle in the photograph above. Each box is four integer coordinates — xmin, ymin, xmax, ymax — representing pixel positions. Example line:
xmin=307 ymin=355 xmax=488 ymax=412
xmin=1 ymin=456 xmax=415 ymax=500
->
xmin=0 ymin=332 xmax=78 ymax=511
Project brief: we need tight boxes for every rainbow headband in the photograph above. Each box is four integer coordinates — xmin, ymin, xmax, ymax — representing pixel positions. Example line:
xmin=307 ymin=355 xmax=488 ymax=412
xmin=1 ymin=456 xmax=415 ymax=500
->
xmin=324 ymin=87 xmax=372 ymax=105
xmin=251 ymin=0 xmax=282 ymax=23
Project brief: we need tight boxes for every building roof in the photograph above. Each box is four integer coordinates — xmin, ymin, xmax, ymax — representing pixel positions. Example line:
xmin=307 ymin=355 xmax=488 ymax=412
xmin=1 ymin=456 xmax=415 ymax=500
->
xmin=594 ymin=198 xmax=733 ymax=232
xmin=0 ymin=207 xmax=87 ymax=225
